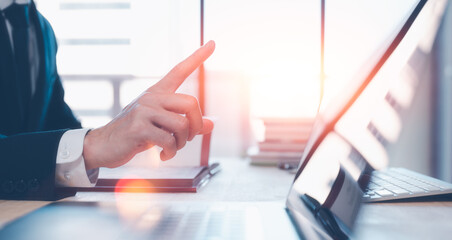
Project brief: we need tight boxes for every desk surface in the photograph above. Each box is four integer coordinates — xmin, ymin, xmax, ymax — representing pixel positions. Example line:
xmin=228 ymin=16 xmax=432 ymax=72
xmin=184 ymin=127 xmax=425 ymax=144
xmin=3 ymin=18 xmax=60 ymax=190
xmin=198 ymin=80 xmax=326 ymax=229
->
xmin=1 ymin=157 xmax=452 ymax=239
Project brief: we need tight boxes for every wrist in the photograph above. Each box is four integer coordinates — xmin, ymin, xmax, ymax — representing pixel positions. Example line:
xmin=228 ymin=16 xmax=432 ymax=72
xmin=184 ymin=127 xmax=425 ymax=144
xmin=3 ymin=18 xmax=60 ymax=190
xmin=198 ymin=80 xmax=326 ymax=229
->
xmin=83 ymin=128 xmax=101 ymax=170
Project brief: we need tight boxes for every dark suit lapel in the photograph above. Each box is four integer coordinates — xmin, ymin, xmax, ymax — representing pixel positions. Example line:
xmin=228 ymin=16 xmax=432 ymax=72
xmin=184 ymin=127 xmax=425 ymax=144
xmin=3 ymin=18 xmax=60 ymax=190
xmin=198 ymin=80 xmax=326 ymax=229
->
xmin=27 ymin=2 xmax=52 ymax=131
xmin=0 ymin=13 xmax=24 ymax=135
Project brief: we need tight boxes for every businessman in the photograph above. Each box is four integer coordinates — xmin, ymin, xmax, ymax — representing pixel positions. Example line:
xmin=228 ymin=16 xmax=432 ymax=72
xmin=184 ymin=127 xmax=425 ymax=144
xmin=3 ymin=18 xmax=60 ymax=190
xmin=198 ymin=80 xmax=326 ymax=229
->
xmin=0 ymin=0 xmax=214 ymax=200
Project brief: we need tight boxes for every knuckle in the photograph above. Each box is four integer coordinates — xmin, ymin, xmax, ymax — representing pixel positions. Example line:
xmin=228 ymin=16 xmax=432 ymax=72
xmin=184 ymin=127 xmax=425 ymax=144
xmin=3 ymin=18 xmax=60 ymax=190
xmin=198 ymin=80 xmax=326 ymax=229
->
xmin=138 ymin=92 xmax=155 ymax=105
xmin=132 ymin=104 xmax=160 ymax=122
xmin=132 ymin=119 xmax=147 ymax=133
xmin=163 ymin=135 xmax=176 ymax=148
xmin=178 ymin=139 xmax=187 ymax=149
xmin=184 ymin=95 xmax=198 ymax=108
xmin=130 ymin=124 xmax=148 ymax=142
xmin=176 ymin=117 xmax=189 ymax=131
xmin=146 ymin=108 xmax=158 ymax=120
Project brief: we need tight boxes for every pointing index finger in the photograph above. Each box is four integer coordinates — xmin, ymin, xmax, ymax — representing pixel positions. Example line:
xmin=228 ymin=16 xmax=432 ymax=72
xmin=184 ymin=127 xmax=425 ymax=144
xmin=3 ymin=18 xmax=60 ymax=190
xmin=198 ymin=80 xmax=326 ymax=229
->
xmin=150 ymin=40 xmax=215 ymax=93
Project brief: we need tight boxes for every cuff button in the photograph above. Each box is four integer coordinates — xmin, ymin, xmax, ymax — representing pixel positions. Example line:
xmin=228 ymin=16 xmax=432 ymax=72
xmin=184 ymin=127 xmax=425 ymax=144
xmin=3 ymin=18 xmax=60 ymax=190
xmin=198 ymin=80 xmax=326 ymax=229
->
xmin=15 ymin=180 xmax=27 ymax=193
xmin=61 ymin=150 xmax=70 ymax=159
xmin=1 ymin=180 xmax=14 ymax=194
xmin=64 ymin=172 xmax=71 ymax=180
xmin=28 ymin=179 xmax=40 ymax=192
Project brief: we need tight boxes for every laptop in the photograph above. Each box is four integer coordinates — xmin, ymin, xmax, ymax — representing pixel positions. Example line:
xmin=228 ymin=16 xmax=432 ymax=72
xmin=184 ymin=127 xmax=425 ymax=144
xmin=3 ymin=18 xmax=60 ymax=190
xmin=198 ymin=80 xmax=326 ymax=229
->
xmin=299 ymin=0 xmax=452 ymax=203
xmin=324 ymin=0 xmax=452 ymax=202
xmin=0 ymin=0 xmax=449 ymax=239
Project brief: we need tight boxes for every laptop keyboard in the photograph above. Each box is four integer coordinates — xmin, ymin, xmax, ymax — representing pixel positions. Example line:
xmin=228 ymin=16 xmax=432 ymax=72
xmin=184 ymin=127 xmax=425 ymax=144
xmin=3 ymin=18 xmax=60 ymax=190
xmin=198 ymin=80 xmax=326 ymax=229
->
xmin=125 ymin=205 xmax=253 ymax=240
xmin=363 ymin=168 xmax=452 ymax=202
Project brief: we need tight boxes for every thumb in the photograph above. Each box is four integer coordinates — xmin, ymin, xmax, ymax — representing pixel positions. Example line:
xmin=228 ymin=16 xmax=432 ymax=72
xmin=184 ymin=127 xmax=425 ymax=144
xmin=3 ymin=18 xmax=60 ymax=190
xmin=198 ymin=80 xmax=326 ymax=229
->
xmin=198 ymin=118 xmax=214 ymax=135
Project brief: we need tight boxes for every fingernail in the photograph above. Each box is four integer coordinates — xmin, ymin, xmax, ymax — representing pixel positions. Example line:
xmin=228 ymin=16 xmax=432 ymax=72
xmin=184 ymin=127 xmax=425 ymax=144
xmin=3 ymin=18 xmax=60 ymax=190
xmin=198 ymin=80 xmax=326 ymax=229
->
xmin=204 ymin=40 xmax=214 ymax=47
xmin=160 ymin=152 xmax=168 ymax=161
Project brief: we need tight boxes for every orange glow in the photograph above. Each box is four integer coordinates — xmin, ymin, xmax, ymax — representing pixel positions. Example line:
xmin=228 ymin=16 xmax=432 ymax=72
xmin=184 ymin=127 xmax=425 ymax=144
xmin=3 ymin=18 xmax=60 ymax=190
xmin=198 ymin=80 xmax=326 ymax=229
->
xmin=115 ymin=178 xmax=153 ymax=193
xmin=114 ymin=177 xmax=153 ymax=223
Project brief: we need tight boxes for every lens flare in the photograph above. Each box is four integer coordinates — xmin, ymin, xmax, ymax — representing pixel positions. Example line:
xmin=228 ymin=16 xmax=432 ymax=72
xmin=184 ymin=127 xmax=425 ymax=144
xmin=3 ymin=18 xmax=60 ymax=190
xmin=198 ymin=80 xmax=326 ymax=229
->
xmin=114 ymin=177 xmax=154 ymax=223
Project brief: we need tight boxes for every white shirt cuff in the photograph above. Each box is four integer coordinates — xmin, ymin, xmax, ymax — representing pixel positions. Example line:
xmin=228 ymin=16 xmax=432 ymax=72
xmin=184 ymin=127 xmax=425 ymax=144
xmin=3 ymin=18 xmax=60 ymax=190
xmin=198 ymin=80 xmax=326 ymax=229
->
xmin=55 ymin=129 xmax=99 ymax=187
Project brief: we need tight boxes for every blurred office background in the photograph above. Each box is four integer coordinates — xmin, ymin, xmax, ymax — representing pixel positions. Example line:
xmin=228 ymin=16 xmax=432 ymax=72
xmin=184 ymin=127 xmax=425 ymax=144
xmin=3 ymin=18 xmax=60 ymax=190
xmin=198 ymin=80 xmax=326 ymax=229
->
xmin=34 ymin=0 xmax=452 ymax=181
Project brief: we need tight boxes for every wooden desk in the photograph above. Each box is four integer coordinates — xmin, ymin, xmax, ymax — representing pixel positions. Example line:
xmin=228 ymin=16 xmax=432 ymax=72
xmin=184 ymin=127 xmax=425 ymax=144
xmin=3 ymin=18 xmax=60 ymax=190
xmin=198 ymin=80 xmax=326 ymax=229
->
xmin=0 ymin=158 xmax=294 ymax=228
xmin=1 ymin=157 xmax=451 ymax=239
xmin=355 ymin=200 xmax=452 ymax=239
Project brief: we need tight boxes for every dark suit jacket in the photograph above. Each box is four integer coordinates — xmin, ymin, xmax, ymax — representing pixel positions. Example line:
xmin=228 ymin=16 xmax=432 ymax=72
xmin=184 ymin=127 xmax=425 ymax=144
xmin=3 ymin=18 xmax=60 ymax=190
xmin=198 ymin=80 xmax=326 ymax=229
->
xmin=0 ymin=2 xmax=81 ymax=200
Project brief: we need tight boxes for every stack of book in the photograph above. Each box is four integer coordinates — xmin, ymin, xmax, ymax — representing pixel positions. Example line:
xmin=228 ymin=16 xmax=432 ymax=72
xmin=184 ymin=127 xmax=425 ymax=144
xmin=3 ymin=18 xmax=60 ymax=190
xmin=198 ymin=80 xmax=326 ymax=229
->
xmin=248 ymin=117 xmax=314 ymax=168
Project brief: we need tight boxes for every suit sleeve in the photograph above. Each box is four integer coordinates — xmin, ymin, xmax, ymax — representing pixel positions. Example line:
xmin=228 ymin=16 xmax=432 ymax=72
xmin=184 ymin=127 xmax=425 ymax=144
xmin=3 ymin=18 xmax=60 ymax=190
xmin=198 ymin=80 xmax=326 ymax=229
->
xmin=0 ymin=130 xmax=76 ymax=200
xmin=42 ymin=74 xmax=82 ymax=131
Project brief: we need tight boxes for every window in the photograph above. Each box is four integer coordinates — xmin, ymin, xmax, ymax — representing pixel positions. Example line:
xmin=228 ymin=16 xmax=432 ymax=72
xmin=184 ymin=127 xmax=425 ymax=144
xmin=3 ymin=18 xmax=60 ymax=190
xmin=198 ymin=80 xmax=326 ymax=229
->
xmin=35 ymin=0 xmax=201 ymax=127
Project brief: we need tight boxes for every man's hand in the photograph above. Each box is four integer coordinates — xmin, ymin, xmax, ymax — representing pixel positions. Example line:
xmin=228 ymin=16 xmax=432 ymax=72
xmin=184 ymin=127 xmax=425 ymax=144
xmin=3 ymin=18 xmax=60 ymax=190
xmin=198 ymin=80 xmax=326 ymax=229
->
xmin=82 ymin=41 xmax=215 ymax=170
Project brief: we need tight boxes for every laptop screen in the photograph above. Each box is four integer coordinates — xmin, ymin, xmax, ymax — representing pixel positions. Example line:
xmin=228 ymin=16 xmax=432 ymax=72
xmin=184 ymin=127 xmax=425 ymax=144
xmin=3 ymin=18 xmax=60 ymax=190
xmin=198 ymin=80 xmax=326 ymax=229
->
xmin=298 ymin=0 xmax=424 ymax=176
xmin=285 ymin=0 xmax=427 ymax=238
